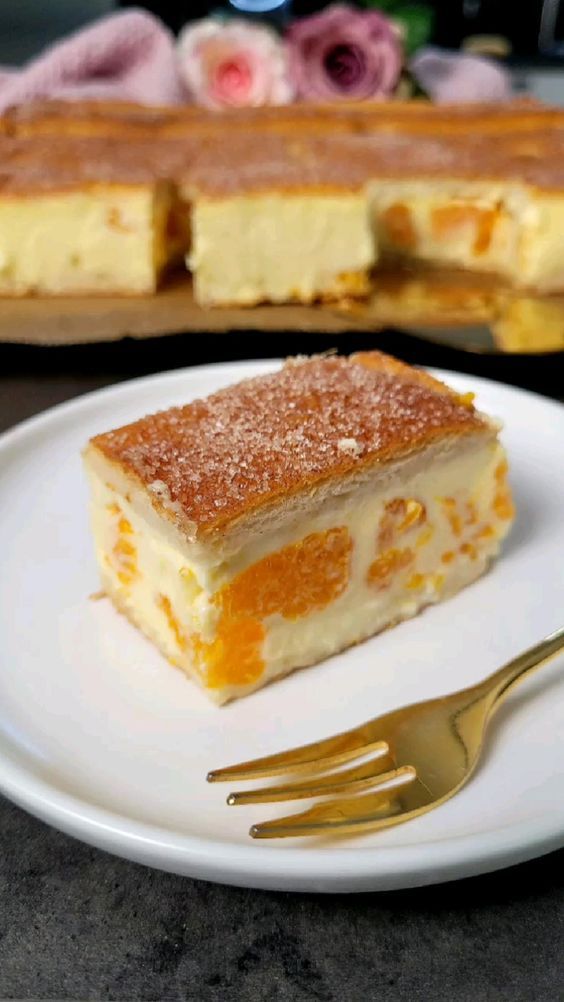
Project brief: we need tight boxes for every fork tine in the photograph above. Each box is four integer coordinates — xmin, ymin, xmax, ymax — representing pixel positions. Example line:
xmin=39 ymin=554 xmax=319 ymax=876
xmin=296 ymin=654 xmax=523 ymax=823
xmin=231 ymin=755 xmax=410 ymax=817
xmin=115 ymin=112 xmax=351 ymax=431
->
xmin=250 ymin=771 xmax=422 ymax=839
xmin=227 ymin=747 xmax=394 ymax=805
xmin=207 ymin=721 xmax=384 ymax=783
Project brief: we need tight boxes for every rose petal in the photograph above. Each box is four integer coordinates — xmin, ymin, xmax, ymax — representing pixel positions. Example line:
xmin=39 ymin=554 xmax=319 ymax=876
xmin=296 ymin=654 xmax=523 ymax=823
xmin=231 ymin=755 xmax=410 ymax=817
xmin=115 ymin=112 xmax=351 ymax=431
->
xmin=324 ymin=44 xmax=366 ymax=91
xmin=210 ymin=55 xmax=253 ymax=106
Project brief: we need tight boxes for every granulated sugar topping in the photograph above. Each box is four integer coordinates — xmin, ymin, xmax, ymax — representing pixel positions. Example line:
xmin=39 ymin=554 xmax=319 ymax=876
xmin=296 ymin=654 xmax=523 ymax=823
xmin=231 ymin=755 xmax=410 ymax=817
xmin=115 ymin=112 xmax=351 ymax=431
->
xmin=91 ymin=352 xmax=487 ymax=534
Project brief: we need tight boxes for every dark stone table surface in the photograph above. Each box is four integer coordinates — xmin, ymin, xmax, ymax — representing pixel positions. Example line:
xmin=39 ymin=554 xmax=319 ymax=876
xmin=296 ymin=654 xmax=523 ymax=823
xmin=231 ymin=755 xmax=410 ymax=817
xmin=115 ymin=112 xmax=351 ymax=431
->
xmin=0 ymin=329 xmax=562 ymax=1002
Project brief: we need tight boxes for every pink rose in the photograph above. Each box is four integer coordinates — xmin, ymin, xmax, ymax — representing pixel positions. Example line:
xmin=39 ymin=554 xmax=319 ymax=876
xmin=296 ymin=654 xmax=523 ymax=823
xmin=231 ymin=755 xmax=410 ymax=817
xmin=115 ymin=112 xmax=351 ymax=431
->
xmin=177 ymin=18 xmax=294 ymax=109
xmin=287 ymin=3 xmax=402 ymax=101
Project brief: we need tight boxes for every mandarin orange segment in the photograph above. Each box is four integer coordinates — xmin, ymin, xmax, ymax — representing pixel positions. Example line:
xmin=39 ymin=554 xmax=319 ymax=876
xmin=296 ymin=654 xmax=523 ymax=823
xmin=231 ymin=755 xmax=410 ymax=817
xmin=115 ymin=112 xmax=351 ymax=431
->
xmin=416 ymin=526 xmax=434 ymax=548
xmin=112 ymin=528 xmax=138 ymax=585
xmin=441 ymin=497 xmax=463 ymax=537
xmin=191 ymin=527 xmax=352 ymax=692
xmin=457 ymin=392 xmax=476 ymax=409
xmin=399 ymin=500 xmax=426 ymax=533
xmin=493 ymin=491 xmax=515 ymax=521
xmin=473 ymin=208 xmax=498 ymax=256
xmin=407 ymin=571 xmax=444 ymax=593
xmin=378 ymin=498 xmax=426 ymax=548
xmin=333 ymin=270 xmax=371 ymax=295
xmin=493 ymin=461 xmax=515 ymax=521
xmin=114 ymin=537 xmax=135 ymax=559
xmin=431 ymin=203 xmax=475 ymax=238
xmin=158 ymin=594 xmax=187 ymax=652
xmin=495 ymin=460 xmax=509 ymax=483
xmin=430 ymin=204 xmax=497 ymax=256
xmin=465 ymin=501 xmax=478 ymax=526
xmin=475 ymin=524 xmax=495 ymax=540
xmin=107 ymin=503 xmax=138 ymax=586
xmin=217 ymin=527 xmax=352 ymax=623
xmin=193 ymin=616 xmax=265 ymax=690
xmin=367 ymin=547 xmax=414 ymax=589
xmin=447 ymin=510 xmax=463 ymax=536
xmin=381 ymin=203 xmax=417 ymax=250
xmin=180 ymin=566 xmax=203 ymax=602
xmin=460 ymin=541 xmax=478 ymax=560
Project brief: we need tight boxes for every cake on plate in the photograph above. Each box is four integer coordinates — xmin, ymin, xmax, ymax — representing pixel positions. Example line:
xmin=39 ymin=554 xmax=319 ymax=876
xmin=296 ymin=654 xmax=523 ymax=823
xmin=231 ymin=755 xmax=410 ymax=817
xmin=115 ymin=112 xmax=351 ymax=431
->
xmin=83 ymin=352 xmax=514 ymax=704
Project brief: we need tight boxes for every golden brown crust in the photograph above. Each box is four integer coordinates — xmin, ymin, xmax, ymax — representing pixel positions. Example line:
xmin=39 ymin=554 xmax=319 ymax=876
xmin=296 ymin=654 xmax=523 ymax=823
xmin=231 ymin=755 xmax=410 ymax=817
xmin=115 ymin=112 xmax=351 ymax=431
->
xmin=89 ymin=352 xmax=490 ymax=537
xmin=182 ymin=128 xmax=564 ymax=196
xmin=4 ymin=98 xmax=562 ymax=140
xmin=2 ymin=99 xmax=205 ymax=139
xmin=4 ymin=102 xmax=564 ymax=196
xmin=0 ymin=135 xmax=196 ymax=194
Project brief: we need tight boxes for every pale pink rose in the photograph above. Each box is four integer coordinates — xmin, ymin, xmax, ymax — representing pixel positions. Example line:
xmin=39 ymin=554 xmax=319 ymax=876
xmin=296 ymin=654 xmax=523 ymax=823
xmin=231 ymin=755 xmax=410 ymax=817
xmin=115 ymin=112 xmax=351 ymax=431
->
xmin=177 ymin=19 xmax=294 ymax=109
xmin=287 ymin=4 xmax=402 ymax=102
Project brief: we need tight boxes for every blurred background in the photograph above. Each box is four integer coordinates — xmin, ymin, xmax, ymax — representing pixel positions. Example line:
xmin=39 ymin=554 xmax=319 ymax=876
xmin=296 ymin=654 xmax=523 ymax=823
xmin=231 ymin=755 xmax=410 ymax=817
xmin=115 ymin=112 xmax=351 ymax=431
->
xmin=2 ymin=0 xmax=564 ymax=103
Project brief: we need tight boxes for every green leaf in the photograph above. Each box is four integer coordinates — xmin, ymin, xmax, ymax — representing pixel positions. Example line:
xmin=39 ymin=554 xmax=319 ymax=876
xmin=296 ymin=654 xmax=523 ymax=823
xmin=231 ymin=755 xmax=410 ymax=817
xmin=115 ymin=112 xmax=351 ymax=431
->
xmin=363 ymin=0 xmax=401 ymax=10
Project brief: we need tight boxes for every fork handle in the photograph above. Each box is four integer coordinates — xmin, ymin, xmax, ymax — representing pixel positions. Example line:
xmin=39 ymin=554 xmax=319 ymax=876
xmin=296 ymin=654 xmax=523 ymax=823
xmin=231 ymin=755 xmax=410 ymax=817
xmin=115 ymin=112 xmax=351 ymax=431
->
xmin=488 ymin=626 xmax=564 ymax=706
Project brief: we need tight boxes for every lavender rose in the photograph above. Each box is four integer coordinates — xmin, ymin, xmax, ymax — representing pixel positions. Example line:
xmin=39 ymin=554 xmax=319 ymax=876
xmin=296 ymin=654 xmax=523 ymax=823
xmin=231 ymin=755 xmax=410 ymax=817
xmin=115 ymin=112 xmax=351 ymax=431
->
xmin=287 ymin=4 xmax=402 ymax=102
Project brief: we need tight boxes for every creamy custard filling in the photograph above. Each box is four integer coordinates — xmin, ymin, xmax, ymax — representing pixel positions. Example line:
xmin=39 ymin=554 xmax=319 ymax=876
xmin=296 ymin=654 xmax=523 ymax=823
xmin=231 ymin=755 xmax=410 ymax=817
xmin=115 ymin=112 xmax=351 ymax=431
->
xmin=371 ymin=182 xmax=520 ymax=277
xmin=512 ymin=191 xmax=564 ymax=291
xmin=0 ymin=183 xmax=173 ymax=295
xmin=188 ymin=192 xmax=375 ymax=307
xmin=370 ymin=180 xmax=564 ymax=292
xmin=87 ymin=438 xmax=513 ymax=704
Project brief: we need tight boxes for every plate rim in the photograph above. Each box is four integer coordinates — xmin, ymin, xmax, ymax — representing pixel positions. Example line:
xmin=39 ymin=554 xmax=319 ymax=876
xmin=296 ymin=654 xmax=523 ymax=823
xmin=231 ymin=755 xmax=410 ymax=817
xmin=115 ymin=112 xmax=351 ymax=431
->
xmin=1 ymin=360 xmax=563 ymax=893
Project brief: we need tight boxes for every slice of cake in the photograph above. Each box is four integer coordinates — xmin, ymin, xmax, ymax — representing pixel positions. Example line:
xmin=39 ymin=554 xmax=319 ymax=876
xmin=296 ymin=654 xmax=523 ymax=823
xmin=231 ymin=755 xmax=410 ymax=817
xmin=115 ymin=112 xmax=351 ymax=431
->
xmin=361 ymin=130 xmax=564 ymax=292
xmin=181 ymin=134 xmax=375 ymax=307
xmin=83 ymin=352 xmax=514 ymax=705
xmin=188 ymin=189 xmax=374 ymax=306
xmin=0 ymin=137 xmax=186 ymax=295
xmin=373 ymin=178 xmax=518 ymax=278
xmin=181 ymin=127 xmax=564 ymax=306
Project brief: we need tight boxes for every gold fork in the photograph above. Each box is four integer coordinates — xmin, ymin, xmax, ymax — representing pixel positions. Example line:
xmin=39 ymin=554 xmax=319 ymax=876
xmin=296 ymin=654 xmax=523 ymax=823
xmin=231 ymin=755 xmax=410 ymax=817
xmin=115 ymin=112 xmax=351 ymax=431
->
xmin=208 ymin=627 xmax=564 ymax=839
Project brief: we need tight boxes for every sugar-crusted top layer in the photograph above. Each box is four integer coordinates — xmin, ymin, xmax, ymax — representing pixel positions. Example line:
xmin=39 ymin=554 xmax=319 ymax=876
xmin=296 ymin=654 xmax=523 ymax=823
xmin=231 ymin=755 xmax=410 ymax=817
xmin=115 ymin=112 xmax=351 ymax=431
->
xmin=4 ymin=100 xmax=564 ymax=195
xmin=183 ymin=130 xmax=564 ymax=197
xmin=4 ymin=98 xmax=563 ymax=140
xmin=89 ymin=352 xmax=490 ymax=537
xmin=0 ymin=136 xmax=197 ymax=194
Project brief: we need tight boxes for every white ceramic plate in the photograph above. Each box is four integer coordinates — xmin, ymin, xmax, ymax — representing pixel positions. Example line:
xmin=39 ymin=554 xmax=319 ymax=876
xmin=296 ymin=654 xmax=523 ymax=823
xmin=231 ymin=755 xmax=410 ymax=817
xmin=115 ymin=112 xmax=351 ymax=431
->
xmin=0 ymin=361 xmax=563 ymax=893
